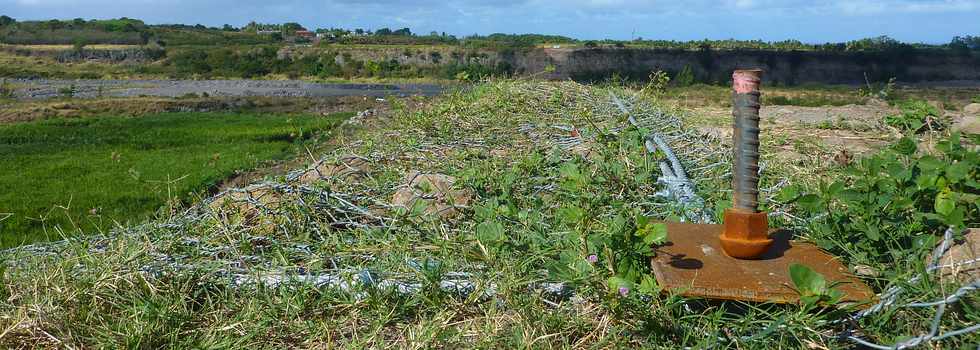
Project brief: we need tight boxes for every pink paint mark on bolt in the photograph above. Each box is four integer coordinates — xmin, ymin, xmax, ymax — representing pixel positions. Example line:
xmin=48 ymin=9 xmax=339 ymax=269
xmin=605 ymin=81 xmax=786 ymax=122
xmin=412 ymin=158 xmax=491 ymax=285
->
xmin=733 ymin=69 xmax=762 ymax=94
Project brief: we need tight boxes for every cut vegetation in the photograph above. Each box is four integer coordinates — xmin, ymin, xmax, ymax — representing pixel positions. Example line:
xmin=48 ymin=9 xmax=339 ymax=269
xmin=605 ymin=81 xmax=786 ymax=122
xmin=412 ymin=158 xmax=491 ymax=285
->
xmin=0 ymin=111 xmax=349 ymax=247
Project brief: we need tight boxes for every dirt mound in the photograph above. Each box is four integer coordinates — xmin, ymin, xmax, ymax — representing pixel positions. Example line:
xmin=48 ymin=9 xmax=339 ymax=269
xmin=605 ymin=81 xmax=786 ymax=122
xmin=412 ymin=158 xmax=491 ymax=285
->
xmin=391 ymin=172 xmax=474 ymax=218
xmin=297 ymin=156 xmax=373 ymax=184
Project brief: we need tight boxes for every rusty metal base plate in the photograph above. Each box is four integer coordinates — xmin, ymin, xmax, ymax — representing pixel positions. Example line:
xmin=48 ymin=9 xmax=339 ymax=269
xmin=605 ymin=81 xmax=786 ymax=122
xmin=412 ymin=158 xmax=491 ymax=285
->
xmin=650 ymin=222 xmax=874 ymax=304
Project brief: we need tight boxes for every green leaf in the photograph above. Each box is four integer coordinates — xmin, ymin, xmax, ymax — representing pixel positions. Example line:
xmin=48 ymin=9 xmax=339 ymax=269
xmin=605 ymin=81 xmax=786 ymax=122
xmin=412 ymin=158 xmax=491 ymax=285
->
xmin=796 ymin=194 xmax=823 ymax=212
xmin=607 ymin=276 xmax=632 ymax=292
xmin=839 ymin=189 xmax=863 ymax=205
xmin=789 ymin=263 xmax=826 ymax=295
xmin=776 ymin=185 xmax=800 ymax=202
xmin=917 ymin=155 xmax=944 ymax=171
xmin=475 ymin=221 xmax=506 ymax=244
xmin=944 ymin=206 xmax=966 ymax=227
xmin=637 ymin=222 xmax=668 ymax=245
xmin=637 ymin=275 xmax=659 ymax=294
xmin=893 ymin=137 xmax=917 ymax=155
xmin=946 ymin=162 xmax=971 ymax=183
xmin=826 ymin=181 xmax=845 ymax=197
xmin=935 ymin=190 xmax=956 ymax=217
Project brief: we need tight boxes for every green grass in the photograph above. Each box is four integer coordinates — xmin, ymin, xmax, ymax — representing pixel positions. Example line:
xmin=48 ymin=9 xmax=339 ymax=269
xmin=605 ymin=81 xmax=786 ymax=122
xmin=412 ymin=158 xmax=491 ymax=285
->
xmin=0 ymin=111 xmax=349 ymax=247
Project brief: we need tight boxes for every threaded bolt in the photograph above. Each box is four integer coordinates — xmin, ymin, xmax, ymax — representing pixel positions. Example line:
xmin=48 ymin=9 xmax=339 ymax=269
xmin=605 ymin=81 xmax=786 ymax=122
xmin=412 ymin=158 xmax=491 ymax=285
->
xmin=731 ymin=69 xmax=762 ymax=213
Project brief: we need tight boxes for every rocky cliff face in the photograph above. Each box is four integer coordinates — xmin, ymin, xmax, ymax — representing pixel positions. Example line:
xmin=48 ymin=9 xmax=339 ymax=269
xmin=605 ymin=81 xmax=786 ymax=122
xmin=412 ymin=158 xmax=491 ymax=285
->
xmin=55 ymin=48 xmax=164 ymax=63
xmin=0 ymin=45 xmax=164 ymax=63
xmin=512 ymin=48 xmax=980 ymax=85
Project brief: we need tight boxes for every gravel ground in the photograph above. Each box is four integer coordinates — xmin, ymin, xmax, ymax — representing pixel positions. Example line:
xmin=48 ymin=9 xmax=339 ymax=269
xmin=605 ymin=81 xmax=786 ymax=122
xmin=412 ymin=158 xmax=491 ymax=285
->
xmin=6 ymin=79 xmax=446 ymax=100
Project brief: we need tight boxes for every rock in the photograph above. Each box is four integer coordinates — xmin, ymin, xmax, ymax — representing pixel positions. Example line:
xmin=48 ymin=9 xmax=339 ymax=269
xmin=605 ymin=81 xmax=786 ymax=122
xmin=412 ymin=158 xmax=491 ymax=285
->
xmin=833 ymin=149 xmax=853 ymax=167
xmin=928 ymin=228 xmax=979 ymax=284
xmin=568 ymin=141 xmax=596 ymax=159
xmin=866 ymin=98 xmax=890 ymax=108
xmin=208 ymin=186 xmax=287 ymax=230
xmin=962 ymin=103 xmax=980 ymax=116
xmin=698 ymin=126 xmax=732 ymax=140
xmin=852 ymin=264 xmax=879 ymax=278
xmin=390 ymin=172 xmax=473 ymax=218
xmin=489 ymin=148 xmax=510 ymax=158
xmin=297 ymin=156 xmax=372 ymax=184
xmin=951 ymin=115 xmax=980 ymax=135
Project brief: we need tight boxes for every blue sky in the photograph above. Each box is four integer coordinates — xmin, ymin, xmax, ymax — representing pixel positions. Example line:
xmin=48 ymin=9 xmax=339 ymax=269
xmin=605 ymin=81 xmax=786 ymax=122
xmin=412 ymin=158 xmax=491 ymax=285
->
xmin=1 ymin=0 xmax=977 ymax=43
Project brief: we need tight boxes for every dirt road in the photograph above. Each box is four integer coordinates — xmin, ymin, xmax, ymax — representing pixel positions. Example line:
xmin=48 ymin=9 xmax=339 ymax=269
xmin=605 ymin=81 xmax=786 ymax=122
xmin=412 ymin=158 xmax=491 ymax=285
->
xmin=6 ymin=79 xmax=446 ymax=100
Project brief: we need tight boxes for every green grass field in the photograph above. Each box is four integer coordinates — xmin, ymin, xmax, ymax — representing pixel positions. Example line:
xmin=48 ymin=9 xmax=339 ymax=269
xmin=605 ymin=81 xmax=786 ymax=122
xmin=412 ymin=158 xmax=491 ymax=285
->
xmin=0 ymin=111 xmax=350 ymax=248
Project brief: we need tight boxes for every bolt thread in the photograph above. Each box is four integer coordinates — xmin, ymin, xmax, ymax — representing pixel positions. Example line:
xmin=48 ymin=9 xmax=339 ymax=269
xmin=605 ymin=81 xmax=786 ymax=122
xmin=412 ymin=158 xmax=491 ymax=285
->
xmin=732 ymin=69 xmax=762 ymax=212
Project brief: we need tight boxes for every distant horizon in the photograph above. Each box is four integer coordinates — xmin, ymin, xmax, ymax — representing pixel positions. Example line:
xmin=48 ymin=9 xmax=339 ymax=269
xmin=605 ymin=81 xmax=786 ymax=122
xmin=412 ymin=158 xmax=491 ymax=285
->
xmin=1 ymin=0 xmax=978 ymax=45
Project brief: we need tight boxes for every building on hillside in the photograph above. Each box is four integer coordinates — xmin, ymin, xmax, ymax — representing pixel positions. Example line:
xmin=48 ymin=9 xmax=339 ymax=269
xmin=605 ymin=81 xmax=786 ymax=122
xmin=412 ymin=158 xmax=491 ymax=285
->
xmin=295 ymin=30 xmax=315 ymax=39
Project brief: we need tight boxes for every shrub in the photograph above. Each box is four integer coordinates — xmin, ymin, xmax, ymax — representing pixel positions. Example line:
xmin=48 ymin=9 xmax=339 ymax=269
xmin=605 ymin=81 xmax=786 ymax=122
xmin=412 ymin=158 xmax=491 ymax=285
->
xmin=58 ymin=84 xmax=77 ymax=98
xmin=0 ymin=79 xmax=13 ymax=98
xmin=641 ymin=70 xmax=670 ymax=97
xmin=673 ymin=65 xmax=695 ymax=87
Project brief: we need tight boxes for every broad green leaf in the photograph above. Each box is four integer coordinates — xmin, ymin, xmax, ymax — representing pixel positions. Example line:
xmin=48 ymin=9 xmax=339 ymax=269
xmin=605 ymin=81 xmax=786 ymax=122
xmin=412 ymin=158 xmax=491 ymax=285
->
xmin=946 ymin=162 xmax=971 ymax=183
xmin=796 ymin=194 xmax=823 ymax=212
xmin=789 ymin=263 xmax=826 ymax=295
xmin=935 ymin=190 xmax=956 ymax=217
xmin=826 ymin=182 xmax=845 ymax=197
xmin=638 ymin=275 xmax=659 ymax=294
xmin=607 ymin=276 xmax=632 ymax=291
xmin=917 ymin=155 xmax=944 ymax=171
xmin=893 ymin=137 xmax=917 ymax=155
xmin=839 ymin=189 xmax=863 ymax=205
xmin=776 ymin=185 xmax=800 ymax=202
xmin=637 ymin=222 xmax=668 ymax=245
xmin=476 ymin=221 xmax=506 ymax=243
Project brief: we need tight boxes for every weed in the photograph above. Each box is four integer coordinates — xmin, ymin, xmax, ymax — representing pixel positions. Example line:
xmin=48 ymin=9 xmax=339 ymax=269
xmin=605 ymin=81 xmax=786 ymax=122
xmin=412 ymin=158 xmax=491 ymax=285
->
xmin=859 ymin=75 xmax=896 ymax=100
xmin=58 ymin=84 xmax=77 ymax=98
xmin=789 ymin=264 xmax=843 ymax=309
xmin=0 ymin=79 xmax=12 ymax=98
xmin=640 ymin=70 xmax=670 ymax=98
xmin=673 ymin=65 xmax=695 ymax=87
xmin=779 ymin=133 xmax=978 ymax=265
xmin=884 ymin=99 xmax=947 ymax=133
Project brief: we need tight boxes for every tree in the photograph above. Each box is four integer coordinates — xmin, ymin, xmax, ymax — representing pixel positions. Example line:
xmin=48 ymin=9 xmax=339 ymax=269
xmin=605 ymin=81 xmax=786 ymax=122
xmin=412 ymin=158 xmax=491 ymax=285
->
xmin=584 ymin=41 xmax=598 ymax=48
xmin=283 ymin=22 xmax=304 ymax=34
xmin=222 ymin=24 xmax=237 ymax=31
xmin=0 ymin=15 xmax=14 ymax=27
xmin=375 ymin=27 xmax=392 ymax=36
xmin=950 ymin=35 xmax=980 ymax=51
xmin=392 ymin=27 xmax=412 ymax=36
xmin=244 ymin=21 xmax=259 ymax=33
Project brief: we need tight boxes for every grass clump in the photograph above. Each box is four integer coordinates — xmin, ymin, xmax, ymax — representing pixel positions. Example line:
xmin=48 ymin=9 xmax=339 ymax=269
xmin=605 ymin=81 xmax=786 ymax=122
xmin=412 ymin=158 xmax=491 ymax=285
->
xmin=0 ymin=111 xmax=349 ymax=247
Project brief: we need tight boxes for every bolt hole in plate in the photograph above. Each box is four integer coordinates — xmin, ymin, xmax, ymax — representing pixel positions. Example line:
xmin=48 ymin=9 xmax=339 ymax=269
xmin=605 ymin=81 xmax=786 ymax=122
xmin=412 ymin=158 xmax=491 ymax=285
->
xmin=650 ymin=222 xmax=874 ymax=305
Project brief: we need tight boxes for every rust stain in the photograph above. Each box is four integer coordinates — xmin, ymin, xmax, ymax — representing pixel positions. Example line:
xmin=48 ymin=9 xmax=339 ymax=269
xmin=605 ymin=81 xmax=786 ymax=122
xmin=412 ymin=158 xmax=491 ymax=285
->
xmin=733 ymin=69 xmax=762 ymax=94
xmin=651 ymin=221 xmax=875 ymax=305
xmin=720 ymin=208 xmax=773 ymax=259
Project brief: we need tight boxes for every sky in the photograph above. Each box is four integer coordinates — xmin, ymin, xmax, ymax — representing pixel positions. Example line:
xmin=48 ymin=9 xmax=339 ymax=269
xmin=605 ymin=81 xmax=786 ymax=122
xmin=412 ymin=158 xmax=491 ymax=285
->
xmin=1 ymin=0 xmax=978 ymax=44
